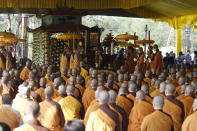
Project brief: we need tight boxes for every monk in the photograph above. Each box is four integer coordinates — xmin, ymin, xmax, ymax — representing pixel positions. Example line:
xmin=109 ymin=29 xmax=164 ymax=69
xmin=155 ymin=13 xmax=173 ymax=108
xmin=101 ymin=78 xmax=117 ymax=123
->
xmin=127 ymin=82 xmax=137 ymax=101
xmin=85 ymin=67 xmax=93 ymax=88
xmin=0 ymin=94 xmax=23 ymax=130
xmin=141 ymin=83 xmax=153 ymax=103
xmin=180 ymin=85 xmax=195 ymax=118
xmin=69 ymin=76 xmax=81 ymax=99
xmin=83 ymin=86 xmax=103 ymax=125
xmin=38 ymin=86 xmax=65 ymax=131
xmin=60 ymin=49 xmax=70 ymax=73
xmin=85 ymin=69 xmax=97 ymax=89
xmin=6 ymin=48 xmax=14 ymax=70
xmin=14 ymin=70 xmax=23 ymax=85
xmin=64 ymin=119 xmax=85 ymax=131
xmin=182 ymin=98 xmax=197 ymax=131
xmin=53 ymin=77 xmax=63 ymax=98
xmin=35 ymin=77 xmax=47 ymax=101
xmin=151 ymin=45 xmax=163 ymax=75
xmin=144 ymin=70 xmax=152 ymax=86
xmin=70 ymin=49 xmax=80 ymax=69
xmin=117 ymin=74 xmax=124 ymax=88
xmin=54 ymin=84 xmax=67 ymax=102
xmin=136 ymin=47 xmax=145 ymax=72
xmin=28 ymin=81 xmax=42 ymax=103
xmin=150 ymin=79 xmax=161 ymax=97
xmin=75 ymin=75 xmax=85 ymax=95
xmin=0 ymin=48 xmax=6 ymax=70
xmin=59 ymin=84 xmax=84 ymax=122
xmin=1 ymin=76 xmax=14 ymax=95
xmin=12 ymin=85 xmax=32 ymax=122
xmin=61 ymin=68 xmax=69 ymax=84
xmin=14 ymin=101 xmax=48 ymax=131
xmin=141 ymin=96 xmax=174 ymax=131
xmin=159 ymin=81 xmax=166 ymax=97
xmin=80 ymin=61 xmax=88 ymax=79
xmin=86 ymin=90 xmax=120 ymax=131
xmin=163 ymin=83 xmax=184 ymax=131
xmin=125 ymin=47 xmax=136 ymax=74
xmin=176 ymin=84 xmax=187 ymax=100
xmin=116 ymin=87 xmax=134 ymax=117
xmin=20 ymin=60 xmax=32 ymax=81
xmin=128 ymin=90 xmax=154 ymax=131
xmin=82 ymin=79 xmax=97 ymax=112
xmin=109 ymin=90 xmax=128 ymax=131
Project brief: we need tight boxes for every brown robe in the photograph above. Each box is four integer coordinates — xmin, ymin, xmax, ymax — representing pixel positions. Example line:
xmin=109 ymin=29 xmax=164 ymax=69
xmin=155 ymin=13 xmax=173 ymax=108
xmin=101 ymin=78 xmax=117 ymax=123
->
xmin=82 ymin=88 xmax=95 ymax=112
xmin=182 ymin=111 xmax=197 ymax=131
xmin=180 ymin=96 xmax=194 ymax=118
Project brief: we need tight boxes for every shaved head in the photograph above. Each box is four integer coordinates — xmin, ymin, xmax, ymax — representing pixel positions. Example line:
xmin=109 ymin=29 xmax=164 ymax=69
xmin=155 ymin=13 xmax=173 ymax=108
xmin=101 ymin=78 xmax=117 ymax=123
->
xmin=184 ymin=85 xmax=195 ymax=96
xmin=160 ymin=82 xmax=167 ymax=93
xmin=20 ymin=86 xmax=31 ymax=99
xmin=130 ymin=75 xmax=137 ymax=81
xmin=136 ymin=90 xmax=145 ymax=101
xmin=108 ymin=90 xmax=117 ymax=103
xmin=121 ymin=82 xmax=128 ymax=88
xmin=181 ymin=84 xmax=187 ymax=94
xmin=165 ymin=83 xmax=176 ymax=96
xmin=178 ymin=76 xmax=186 ymax=85
xmin=40 ymin=77 xmax=46 ymax=87
xmin=118 ymin=87 xmax=127 ymax=95
xmin=69 ymin=76 xmax=76 ymax=85
xmin=98 ymin=90 xmax=109 ymax=105
xmin=45 ymin=86 xmax=54 ymax=99
xmin=54 ymin=77 xmax=63 ymax=88
xmin=118 ymin=74 xmax=124 ymax=82
xmin=193 ymin=98 xmax=197 ymax=111
xmin=128 ymin=82 xmax=137 ymax=92
xmin=66 ymin=85 xmax=75 ymax=95
xmin=91 ymin=79 xmax=98 ymax=90
xmin=24 ymin=101 xmax=40 ymax=118
xmin=141 ymin=83 xmax=149 ymax=94
xmin=153 ymin=96 xmax=164 ymax=110
xmin=58 ymin=85 xmax=66 ymax=96
xmin=95 ymin=86 xmax=104 ymax=100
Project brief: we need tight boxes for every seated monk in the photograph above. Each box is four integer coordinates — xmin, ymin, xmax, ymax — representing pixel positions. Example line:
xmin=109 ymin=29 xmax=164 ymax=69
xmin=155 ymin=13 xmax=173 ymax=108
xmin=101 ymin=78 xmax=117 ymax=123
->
xmin=141 ymin=83 xmax=153 ymax=103
xmin=123 ymin=73 xmax=130 ymax=84
xmin=86 ymin=90 xmax=120 ymax=131
xmin=128 ymin=90 xmax=154 ymax=131
xmin=1 ymin=76 xmax=14 ymax=96
xmin=14 ymin=70 xmax=23 ymax=85
xmin=176 ymin=84 xmax=187 ymax=100
xmin=116 ymin=86 xmax=134 ymax=117
xmin=61 ymin=68 xmax=69 ymax=85
xmin=176 ymin=76 xmax=186 ymax=96
xmin=38 ymin=86 xmax=65 ymax=131
xmin=75 ymin=75 xmax=85 ymax=96
xmin=80 ymin=61 xmax=88 ymax=79
xmin=107 ymin=74 xmax=120 ymax=90
xmin=182 ymin=98 xmax=197 ymax=131
xmin=28 ymin=81 xmax=42 ymax=103
xmin=12 ymin=84 xmax=32 ymax=122
xmin=105 ymin=80 xmax=117 ymax=92
xmin=149 ymin=77 xmax=157 ymax=93
xmin=69 ymin=76 xmax=81 ymax=99
xmin=116 ymin=74 xmax=124 ymax=88
xmin=163 ymin=83 xmax=184 ymax=131
xmin=35 ymin=77 xmax=47 ymax=101
xmin=109 ymin=90 xmax=128 ymax=131
xmin=14 ymin=101 xmax=48 ymax=131
xmin=0 ymin=94 xmax=23 ymax=130
xmin=144 ymin=70 xmax=152 ymax=86
xmin=86 ymin=69 xmax=98 ymax=89
xmin=159 ymin=82 xmax=166 ymax=98
xmin=180 ymin=85 xmax=195 ymax=118
xmin=83 ymin=86 xmax=104 ymax=125
xmin=191 ymin=81 xmax=197 ymax=97
xmin=54 ymin=85 xmax=67 ymax=102
xmin=85 ymin=67 xmax=93 ymax=88
xmin=127 ymin=81 xmax=137 ymax=102
xmin=20 ymin=60 xmax=31 ymax=81
xmin=141 ymin=96 xmax=174 ymax=131
xmin=59 ymin=85 xmax=84 ymax=123
xmin=53 ymin=77 xmax=64 ymax=98
xmin=82 ymin=79 xmax=97 ymax=112
xmin=150 ymin=79 xmax=161 ymax=97
xmin=64 ymin=119 xmax=85 ymax=131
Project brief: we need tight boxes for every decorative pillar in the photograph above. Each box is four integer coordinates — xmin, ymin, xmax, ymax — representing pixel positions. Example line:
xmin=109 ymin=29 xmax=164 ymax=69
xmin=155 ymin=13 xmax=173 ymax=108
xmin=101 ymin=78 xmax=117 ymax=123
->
xmin=176 ymin=28 xmax=182 ymax=57
xmin=22 ymin=16 xmax=28 ymax=58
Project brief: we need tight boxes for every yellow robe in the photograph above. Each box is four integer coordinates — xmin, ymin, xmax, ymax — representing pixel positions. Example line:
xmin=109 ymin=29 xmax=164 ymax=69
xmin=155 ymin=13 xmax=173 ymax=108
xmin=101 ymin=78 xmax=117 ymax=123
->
xmin=128 ymin=101 xmax=154 ymax=131
xmin=144 ymin=77 xmax=151 ymax=87
xmin=59 ymin=95 xmax=82 ymax=123
xmin=80 ymin=67 xmax=88 ymax=79
xmin=14 ymin=123 xmax=48 ymax=131
xmin=20 ymin=67 xmax=31 ymax=81
xmin=86 ymin=108 xmax=117 ymax=131
xmin=70 ymin=53 xmax=80 ymax=69
xmin=176 ymin=85 xmax=182 ymax=96
xmin=182 ymin=111 xmax=197 ymax=131
xmin=116 ymin=95 xmax=133 ymax=117
xmin=35 ymin=87 xmax=45 ymax=101
xmin=38 ymin=100 xmax=64 ymax=131
xmin=0 ymin=106 xmax=20 ymax=130
xmin=150 ymin=86 xmax=156 ymax=93
xmin=145 ymin=95 xmax=153 ymax=103
xmin=75 ymin=84 xmax=85 ymax=96
xmin=83 ymin=100 xmax=100 ymax=125
xmin=163 ymin=98 xmax=184 ymax=131
xmin=12 ymin=94 xmax=31 ymax=122
xmin=0 ymin=55 xmax=5 ymax=70
xmin=150 ymin=89 xmax=160 ymax=98
xmin=82 ymin=88 xmax=95 ymax=112
xmin=127 ymin=93 xmax=136 ymax=102
xmin=180 ymin=96 xmax=194 ymax=118
xmin=60 ymin=54 xmax=69 ymax=74
xmin=141 ymin=111 xmax=173 ymax=131
xmin=54 ymin=96 xmax=63 ymax=103
xmin=0 ymin=95 xmax=2 ymax=107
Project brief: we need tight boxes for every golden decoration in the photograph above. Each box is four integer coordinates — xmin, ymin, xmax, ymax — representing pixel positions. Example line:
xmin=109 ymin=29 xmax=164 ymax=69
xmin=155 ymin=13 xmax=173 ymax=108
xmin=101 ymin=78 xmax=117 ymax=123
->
xmin=135 ymin=40 xmax=155 ymax=45
xmin=117 ymin=42 xmax=139 ymax=47
xmin=57 ymin=33 xmax=81 ymax=40
xmin=115 ymin=32 xmax=138 ymax=41
xmin=0 ymin=32 xmax=26 ymax=43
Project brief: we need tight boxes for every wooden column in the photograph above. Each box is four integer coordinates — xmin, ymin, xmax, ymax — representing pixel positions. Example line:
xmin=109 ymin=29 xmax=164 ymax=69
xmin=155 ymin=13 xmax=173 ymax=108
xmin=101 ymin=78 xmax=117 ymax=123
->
xmin=22 ymin=16 xmax=28 ymax=58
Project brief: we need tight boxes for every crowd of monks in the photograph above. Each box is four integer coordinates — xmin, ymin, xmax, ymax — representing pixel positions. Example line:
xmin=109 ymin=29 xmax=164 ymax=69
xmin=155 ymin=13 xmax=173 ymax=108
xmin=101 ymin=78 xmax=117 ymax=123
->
xmin=0 ymin=44 xmax=197 ymax=131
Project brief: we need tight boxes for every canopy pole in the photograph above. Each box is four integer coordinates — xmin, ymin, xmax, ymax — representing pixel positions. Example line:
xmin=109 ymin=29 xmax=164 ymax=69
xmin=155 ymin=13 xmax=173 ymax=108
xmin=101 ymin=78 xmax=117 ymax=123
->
xmin=85 ymin=30 xmax=87 ymax=55
xmin=176 ymin=28 xmax=182 ymax=57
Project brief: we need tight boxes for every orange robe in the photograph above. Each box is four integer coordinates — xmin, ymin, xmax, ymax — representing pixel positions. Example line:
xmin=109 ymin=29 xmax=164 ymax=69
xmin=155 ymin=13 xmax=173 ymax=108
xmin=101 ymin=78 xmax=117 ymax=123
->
xmin=86 ymin=105 xmax=120 ymax=131
xmin=116 ymin=95 xmax=134 ymax=117
xmin=70 ymin=53 xmax=80 ymax=69
xmin=53 ymin=96 xmax=64 ymax=103
xmin=0 ymin=54 xmax=5 ymax=70
xmin=173 ymin=79 xmax=179 ymax=87
xmin=176 ymin=85 xmax=182 ymax=96
xmin=144 ymin=78 xmax=151 ymax=86
xmin=82 ymin=88 xmax=95 ymax=112
xmin=151 ymin=51 xmax=163 ymax=75
xmin=127 ymin=93 xmax=136 ymax=102
xmin=35 ymin=87 xmax=45 ymax=101
xmin=20 ymin=67 xmax=31 ymax=81
xmin=6 ymin=53 xmax=12 ymax=70
xmin=12 ymin=94 xmax=31 ymax=122
xmin=128 ymin=100 xmax=154 ymax=131
xmin=141 ymin=110 xmax=173 ymax=131
xmin=61 ymin=74 xmax=68 ymax=85
xmin=150 ymin=89 xmax=160 ymax=98
xmin=83 ymin=100 xmax=100 ymax=125
xmin=180 ymin=96 xmax=194 ymax=118
xmin=137 ymin=53 xmax=145 ymax=71
xmin=75 ymin=84 xmax=85 ymax=96
xmin=80 ymin=67 xmax=88 ymax=79
xmin=145 ymin=95 xmax=153 ymax=103
xmin=125 ymin=52 xmax=136 ymax=74
xmin=0 ymin=95 xmax=2 ymax=107
xmin=38 ymin=100 xmax=65 ymax=131
xmin=60 ymin=54 xmax=69 ymax=73
xmin=149 ymin=86 xmax=156 ymax=93
xmin=0 ymin=106 xmax=20 ymax=130
xmin=14 ymin=121 xmax=48 ymax=131
xmin=163 ymin=96 xmax=184 ymax=131
xmin=182 ymin=111 xmax=197 ymax=131
xmin=85 ymin=76 xmax=91 ymax=88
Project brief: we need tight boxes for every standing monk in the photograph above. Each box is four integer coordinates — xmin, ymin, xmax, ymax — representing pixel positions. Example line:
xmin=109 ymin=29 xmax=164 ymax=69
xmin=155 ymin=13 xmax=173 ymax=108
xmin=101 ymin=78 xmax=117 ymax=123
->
xmin=0 ymin=48 xmax=6 ymax=70
xmin=151 ymin=45 xmax=163 ymax=75
xmin=86 ymin=90 xmax=120 ymax=131
xmin=60 ymin=48 xmax=70 ymax=74
xmin=136 ymin=47 xmax=145 ymax=72
xmin=141 ymin=96 xmax=174 ymax=131
xmin=125 ymin=47 xmax=136 ymax=74
xmin=38 ymin=86 xmax=65 ymax=131
xmin=70 ymin=49 xmax=80 ymax=69
xmin=163 ymin=83 xmax=184 ymax=131
xmin=128 ymin=90 xmax=154 ymax=131
xmin=20 ymin=60 xmax=32 ymax=81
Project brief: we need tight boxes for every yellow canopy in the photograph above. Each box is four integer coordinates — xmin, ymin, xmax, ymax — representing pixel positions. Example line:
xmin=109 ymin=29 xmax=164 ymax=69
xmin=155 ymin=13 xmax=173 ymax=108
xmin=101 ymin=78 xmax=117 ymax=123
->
xmin=0 ymin=42 xmax=13 ymax=47
xmin=0 ymin=32 xmax=26 ymax=43
xmin=57 ymin=33 xmax=81 ymax=40
xmin=135 ymin=40 xmax=155 ymax=45
xmin=117 ymin=42 xmax=139 ymax=47
xmin=115 ymin=33 xmax=138 ymax=41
